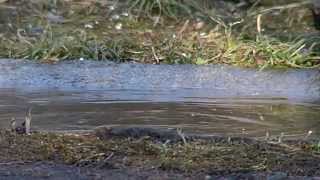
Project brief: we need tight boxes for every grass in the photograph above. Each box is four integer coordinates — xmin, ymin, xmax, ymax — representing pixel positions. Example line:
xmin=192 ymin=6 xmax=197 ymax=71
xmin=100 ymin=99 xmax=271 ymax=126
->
xmin=128 ymin=0 xmax=194 ymax=19
xmin=0 ymin=26 xmax=137 ymax=62
xmin=311 ymin=142 xmax=320 ymax=152
xmin=0 ymin=0 xmax=319 ymax=68
xmin=1 ymin=128 xmax=320 ymax=176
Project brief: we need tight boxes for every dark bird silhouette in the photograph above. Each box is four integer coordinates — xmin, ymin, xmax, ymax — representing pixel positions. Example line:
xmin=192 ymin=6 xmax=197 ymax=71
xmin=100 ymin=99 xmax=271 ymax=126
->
xmin=312 ymin=0 xmax=320 ymax=30
xmin=11 ymin=118 xmax=26 ymax=135
xmin=15 ymin=122 xmax=27 ymax=135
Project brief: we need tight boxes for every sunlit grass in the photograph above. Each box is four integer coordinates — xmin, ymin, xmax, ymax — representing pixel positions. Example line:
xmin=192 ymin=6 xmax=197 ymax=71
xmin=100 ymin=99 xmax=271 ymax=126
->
xmin=0 ymin=26 xmax=136 ymax=62
xmin=1 ymin=22 xmax=318 ymax=68
xmin=0 ymin=0 xmax=319 ymax=68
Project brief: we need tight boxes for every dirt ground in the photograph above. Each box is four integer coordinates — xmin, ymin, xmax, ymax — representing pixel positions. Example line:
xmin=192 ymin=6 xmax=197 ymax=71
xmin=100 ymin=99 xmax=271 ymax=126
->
xmin=0 ymin=162 xmax=319 ymax=180
xmin=1 ymin=127 xmax=320 ymax=179
xmin=0 ymin=162 xmax=190 ymax=180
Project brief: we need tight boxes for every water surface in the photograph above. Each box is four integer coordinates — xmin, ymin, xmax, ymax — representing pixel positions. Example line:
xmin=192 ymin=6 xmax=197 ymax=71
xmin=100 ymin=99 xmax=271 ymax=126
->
xmin=0 ymin=59 xmax=319 ymax=138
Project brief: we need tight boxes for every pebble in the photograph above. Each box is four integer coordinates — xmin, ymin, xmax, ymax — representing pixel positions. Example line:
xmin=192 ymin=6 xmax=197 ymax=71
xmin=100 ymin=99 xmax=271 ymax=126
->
xmin=115 ymin=23 xmax=122 ymax=30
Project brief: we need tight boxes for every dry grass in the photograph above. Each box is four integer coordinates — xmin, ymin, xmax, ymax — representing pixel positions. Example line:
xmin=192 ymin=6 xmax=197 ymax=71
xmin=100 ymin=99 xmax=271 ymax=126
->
xmin=0 ymin=0 xmax=319 ymax=68
xmin=1 ymin=129 xmax=320 ymax=175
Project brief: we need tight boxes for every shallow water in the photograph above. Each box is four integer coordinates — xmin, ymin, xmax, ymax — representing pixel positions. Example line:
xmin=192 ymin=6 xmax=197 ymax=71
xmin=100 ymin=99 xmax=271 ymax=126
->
xmin=0 ymin=89 xmax=319 ymax=139
xmin=0 ymin=59 xmax=319 ymax=138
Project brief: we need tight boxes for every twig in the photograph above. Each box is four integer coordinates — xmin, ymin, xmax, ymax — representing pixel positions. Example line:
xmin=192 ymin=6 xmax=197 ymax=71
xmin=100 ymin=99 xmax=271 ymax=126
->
xmin=278 ymin=132 xmax=285 ymax=143
xmin=97 ymin=152 xmax=114 ymax=168
xmin=104 ymin=152 xmax=114 ymax=161
xmin=151 ymin=46 xmax=160 ymax=64
xmin=177 ymin=20 xmax=189 ymax=38
xmin=265 ymin=131 xmax=270 ymax=141
xmin=0 ymin=161 xmax=31 ymax=165
xmin=252 ymin=1 xmax=311 ymax=16
xmin=10 ymin=117 xmax=16 ymax=132
xmin=25 ymin=108 xmax=32 ymax=135
xmin=256 ymin=14 xmax=262 ymax=35
xmin=177 ymin=128 xmax=187 ymax=145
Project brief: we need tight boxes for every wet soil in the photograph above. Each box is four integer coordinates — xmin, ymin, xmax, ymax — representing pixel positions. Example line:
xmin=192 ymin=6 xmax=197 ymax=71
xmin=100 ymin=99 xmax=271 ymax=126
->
xmin=0 ymin=162 xmax=190 ymax=180
xmin=1 ymin=127 xmax=320 ymax=179
xmin=1 ymin=162 xmax=319 ymax=180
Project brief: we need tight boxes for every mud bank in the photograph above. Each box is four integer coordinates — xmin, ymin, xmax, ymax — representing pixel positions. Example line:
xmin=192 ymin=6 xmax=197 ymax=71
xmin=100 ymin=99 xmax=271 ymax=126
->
xmin=0 ymin=162 xmax=189 ymax=180
xmin=0 ymin=59 xmax=319 ymax=102
xmin=1 ymin=162 xmax=319 ymax=180
xmin=1 ymin=127 xmax=320 ymax=179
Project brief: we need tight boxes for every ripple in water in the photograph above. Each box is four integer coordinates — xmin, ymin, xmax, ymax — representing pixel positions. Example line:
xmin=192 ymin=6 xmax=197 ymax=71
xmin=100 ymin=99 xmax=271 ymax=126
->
xmin=0 ymin=89 xmax=319 ymax=139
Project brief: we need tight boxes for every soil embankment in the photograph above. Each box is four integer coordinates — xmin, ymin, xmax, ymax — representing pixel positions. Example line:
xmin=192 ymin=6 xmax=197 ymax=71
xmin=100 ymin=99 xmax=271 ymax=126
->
xmin=0 ymin=127 xmax=320 ymax=179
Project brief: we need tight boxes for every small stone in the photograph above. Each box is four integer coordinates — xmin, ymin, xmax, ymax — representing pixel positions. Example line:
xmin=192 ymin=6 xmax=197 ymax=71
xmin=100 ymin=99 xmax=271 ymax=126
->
xmin=47 ymin=12 xmax=64 ymax=24
xmin=200 ymin=32 xmax=207 ymax=37
xmin=111 ymin=14 xmax=120 ymax=20
xmin=122 ymin=12 xmax=129 ymax=17
xmin=115 ymin=23 xmax=122 ymax=30
xmin=195 ymin=21 xmax=205 ymax=30
xmin=109 ymin=5 xmax=115 ymax=11
xmin=84 ymin=24 xmax=94 ymax=29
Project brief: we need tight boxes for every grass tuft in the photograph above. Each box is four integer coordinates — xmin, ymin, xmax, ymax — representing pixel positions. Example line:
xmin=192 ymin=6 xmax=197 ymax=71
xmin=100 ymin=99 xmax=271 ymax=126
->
xmin=127 ymin=0 xmax=195 ymax=19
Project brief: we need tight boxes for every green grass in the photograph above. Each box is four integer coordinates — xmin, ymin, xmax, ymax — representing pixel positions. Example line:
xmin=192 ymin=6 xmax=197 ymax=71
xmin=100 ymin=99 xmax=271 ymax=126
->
xmin=0 ymin=21 xmax=319 ymax=68
xmin=0 ymin=26 xmax=137 ymax=62
xmin=311 ymin=141 xmax=320 ymax=152
xmin=0 ymin=0 xmax=319 ymax=68
xmin=127 ymin=0 xmax=195 ymax=19
xmin=0 ymin=29 xmax=99 ymax=61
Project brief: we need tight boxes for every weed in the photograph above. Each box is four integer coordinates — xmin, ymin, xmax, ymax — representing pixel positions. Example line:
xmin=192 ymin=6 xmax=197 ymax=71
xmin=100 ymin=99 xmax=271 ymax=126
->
xmin=0 ymin=25 xmax=133 ymax=62
xmin=127 ymin=0 xmax=194 ymax=19
xmin=313 ymin=141 xmax=320 ymax=152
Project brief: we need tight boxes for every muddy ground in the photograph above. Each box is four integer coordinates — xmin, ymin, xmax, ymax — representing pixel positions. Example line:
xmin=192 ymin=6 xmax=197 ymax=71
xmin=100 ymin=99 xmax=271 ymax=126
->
xmin=0 ymin=162 xmax=319 ymax=180
xmin=1 ymin=127 xmax=320 ymax=179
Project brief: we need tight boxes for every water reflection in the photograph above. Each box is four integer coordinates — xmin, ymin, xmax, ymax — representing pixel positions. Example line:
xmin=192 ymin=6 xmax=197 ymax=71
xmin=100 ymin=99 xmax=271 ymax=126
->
xmin=0 ymin=89 xmax=319 ymax=139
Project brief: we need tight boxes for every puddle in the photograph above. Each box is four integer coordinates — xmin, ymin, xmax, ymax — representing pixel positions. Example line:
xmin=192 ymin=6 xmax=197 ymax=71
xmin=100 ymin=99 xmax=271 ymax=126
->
xmin=0 ymin=59 xmax=319 ymax=138
xmin=0 ymin=89 xmax=319 ymax=138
